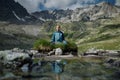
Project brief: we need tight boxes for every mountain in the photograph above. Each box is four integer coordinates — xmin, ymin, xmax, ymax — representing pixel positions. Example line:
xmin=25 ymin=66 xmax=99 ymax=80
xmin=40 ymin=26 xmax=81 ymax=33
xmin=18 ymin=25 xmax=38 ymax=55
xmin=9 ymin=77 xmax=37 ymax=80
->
xmin=0 ymin=0 xmax=44 ymax=49
xmin=0 ymin=0 xmax=43 ymax=24
xmin=32 ymin=9 xmax=73 ymax=22
xmin=0 ymin=1 xmax=120 ymax=52
xmin=1 ymin=0 xmax=118 ymax=23
xmin=72 ymin=2 xmax=120 ymax=21
xmin=32 ymin=2 xmax=120 ymax=22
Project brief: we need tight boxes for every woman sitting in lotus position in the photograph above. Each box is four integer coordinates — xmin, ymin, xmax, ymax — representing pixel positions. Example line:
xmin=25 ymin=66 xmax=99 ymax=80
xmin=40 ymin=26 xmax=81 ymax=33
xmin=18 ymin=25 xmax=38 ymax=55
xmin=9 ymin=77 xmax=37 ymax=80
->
xmin=51 ymin=25 xmax=67 ymax=44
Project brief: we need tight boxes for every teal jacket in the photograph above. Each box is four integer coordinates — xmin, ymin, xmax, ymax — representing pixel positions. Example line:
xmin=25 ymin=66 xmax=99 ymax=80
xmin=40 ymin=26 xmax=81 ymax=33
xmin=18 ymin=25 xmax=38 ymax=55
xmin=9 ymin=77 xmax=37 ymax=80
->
xmin=51 ymin=31 xmax=65 ymax=43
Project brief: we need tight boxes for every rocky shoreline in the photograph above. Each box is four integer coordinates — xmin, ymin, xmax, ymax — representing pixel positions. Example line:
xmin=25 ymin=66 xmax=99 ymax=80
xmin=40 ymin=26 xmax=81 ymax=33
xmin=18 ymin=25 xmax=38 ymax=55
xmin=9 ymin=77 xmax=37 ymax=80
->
xmin=0 ymin=48 xmax=120 ymax=80
xmin=0 ymin=48 xmax=120 ymax=65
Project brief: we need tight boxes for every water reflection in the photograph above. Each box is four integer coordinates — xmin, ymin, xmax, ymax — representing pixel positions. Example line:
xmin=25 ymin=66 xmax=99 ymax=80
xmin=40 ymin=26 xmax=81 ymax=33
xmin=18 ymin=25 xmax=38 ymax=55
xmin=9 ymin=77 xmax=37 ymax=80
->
xmin=0 ymin=57 xmax=120 ymax=80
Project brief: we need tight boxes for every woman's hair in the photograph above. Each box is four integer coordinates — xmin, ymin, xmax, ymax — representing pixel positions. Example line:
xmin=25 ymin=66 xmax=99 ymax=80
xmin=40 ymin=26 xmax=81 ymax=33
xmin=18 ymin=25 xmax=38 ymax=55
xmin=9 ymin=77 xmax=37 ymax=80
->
xmin=56 ymin=25 xmax=61 ymax=28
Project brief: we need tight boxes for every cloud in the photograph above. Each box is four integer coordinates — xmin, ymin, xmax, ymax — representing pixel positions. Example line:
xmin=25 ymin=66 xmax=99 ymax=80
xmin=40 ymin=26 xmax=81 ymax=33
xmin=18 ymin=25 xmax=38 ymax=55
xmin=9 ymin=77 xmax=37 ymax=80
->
xmin=44 ymin=0 xmax=95 ymax=10
xmin=15 ymin=0 xmax=120 ymax=13
xmin=116 ymin=0 xmax=120 ymax=5
xmin=15 ymin=0 xmax=42 ymax=13
xmin=44 ymin=0 xmax=77 ymax=9
xmin=15 ymin=0 xmax=95 ymax=13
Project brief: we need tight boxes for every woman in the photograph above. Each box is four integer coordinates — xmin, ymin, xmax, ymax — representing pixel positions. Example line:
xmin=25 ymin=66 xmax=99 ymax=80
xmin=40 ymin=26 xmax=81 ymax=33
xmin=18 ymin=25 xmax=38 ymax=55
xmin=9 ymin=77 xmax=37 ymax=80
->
xmin=51 ymin=25 xmax=67 ymax=44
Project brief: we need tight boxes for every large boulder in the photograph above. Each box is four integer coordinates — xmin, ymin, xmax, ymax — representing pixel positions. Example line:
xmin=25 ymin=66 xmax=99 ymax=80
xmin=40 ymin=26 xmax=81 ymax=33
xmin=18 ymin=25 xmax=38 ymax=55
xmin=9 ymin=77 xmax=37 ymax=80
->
xmin=55 ymin=48 xmax=62 ymax=55
xmin=0 ymin=49 xmax=33 ymax=70
xmin=0 ymin=50 xmax=29 ymax=61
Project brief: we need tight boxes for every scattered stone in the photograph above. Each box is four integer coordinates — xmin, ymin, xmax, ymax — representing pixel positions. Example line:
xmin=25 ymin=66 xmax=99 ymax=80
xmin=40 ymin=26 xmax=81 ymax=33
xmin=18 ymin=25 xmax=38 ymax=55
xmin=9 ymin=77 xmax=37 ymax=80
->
xmin=12 ymin=48 xmax=19 ymax=52
xmin=0 ymin=48 xmax=35 ymax=71
xmin=48 ymin=49 xmax=55 ymax=56
xmin=21 ymin=64 xmax=29 ymax=72
xmin=33 ymin=53 xmax=42 ymax=58
xmin=55 ymin=48 xmax=62 ymax=56
xmin=99 ymin=50 xmax=120 ymax=57
xmin=83 ymin=48 xmax=120 ymax=57
xmin=30 ymin=49 xmax=38 ymax=55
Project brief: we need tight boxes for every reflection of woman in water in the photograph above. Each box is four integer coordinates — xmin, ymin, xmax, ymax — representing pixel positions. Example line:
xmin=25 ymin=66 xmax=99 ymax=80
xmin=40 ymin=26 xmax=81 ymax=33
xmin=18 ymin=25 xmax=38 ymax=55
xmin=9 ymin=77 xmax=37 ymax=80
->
xmin=51 ymin=25 xmax=67 ymax=44
xmin=51 ymin=60 xmax=66 ymax=80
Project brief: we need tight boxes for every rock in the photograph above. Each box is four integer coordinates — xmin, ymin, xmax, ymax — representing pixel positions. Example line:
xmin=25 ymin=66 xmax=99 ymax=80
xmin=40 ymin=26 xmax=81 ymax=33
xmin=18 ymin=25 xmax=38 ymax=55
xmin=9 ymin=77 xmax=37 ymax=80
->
xmin=33 ymin=53 xmax=42 ymax=58
xmin=33 ymin=53 xmax=48 ymax=58
xmin=6 ymin=52 xmax=29 ymax=61
xmin=117 ymin=50 xmax=120 ymax=53
xmin=12 ymin=48 xmax=19 ymax=52
xmin=0 ymin=49 xmax=34 ymax=61
xmin=112 ymin=60 xmax=120 ymax=67
xmin=29 ymin=60 xmax=50 ymax=73
xmin=48 ymin=49 xmax=55 ymax=56
xmin=0 ymin=49 xmax=34 ymax=71
xmin=84 ymin=49 xmax=120 ymax=57
xmin=105 ymin=58 xmax=120 ymax=68
xmin=99 ymin=50 xmax=120 ymax=57
xmin=28 ymin=53 xmax=33 ymax=58
xmin=21 ymin=64 xmax=29 ymax=72
xmin=83 ymin=48 xmax=98 ymax=56
xmin=84 ymin=52 xmax=98 ymax=56
xmin=30 ymin=49 xmax=38 ymax=55
xmin=30 ymin=63 xmax=42 ymax=73
xmin=105 ymin=58 xmax=115 ymax=64
xmin=32 ymin=2 xmax=120 ymax=22
xmin=0 ymin=0 xmax=43 ymax=24
xmin=21 ymin=60 xmax=43 ymax=73
xmin=55 ymin=48 xmax=62 ymax=56
xmin=48 ymin=51 xmax=55 ymax=56
xmin=17 ymin=57 xmax=33 ymax=70
xmin=0 ymin=50 xmax=12 ymax=61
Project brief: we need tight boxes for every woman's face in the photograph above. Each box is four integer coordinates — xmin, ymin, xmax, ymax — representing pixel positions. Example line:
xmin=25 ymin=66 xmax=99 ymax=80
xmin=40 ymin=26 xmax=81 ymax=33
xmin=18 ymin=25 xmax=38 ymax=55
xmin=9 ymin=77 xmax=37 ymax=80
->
xmin=56 ymin=26 xmax=61 ymax=31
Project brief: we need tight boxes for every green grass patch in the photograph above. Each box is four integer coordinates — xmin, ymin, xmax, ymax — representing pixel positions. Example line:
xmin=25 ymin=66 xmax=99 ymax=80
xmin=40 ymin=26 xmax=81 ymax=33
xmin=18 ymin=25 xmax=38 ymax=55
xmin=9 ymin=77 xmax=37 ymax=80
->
xmin=103 ymin=24 xmax=120 ymax=29
xmin=33 ymin=39 xmax=78 ymax=55
xmin=78 ymin=37 xmax=120 ymax=53
xmin=33 ymin=39 xmax=52 ymax=52
xmin=83 ymin=34 xmax=118 ymax=43
xmin=99 ymin=24 xmax=120 ymax=34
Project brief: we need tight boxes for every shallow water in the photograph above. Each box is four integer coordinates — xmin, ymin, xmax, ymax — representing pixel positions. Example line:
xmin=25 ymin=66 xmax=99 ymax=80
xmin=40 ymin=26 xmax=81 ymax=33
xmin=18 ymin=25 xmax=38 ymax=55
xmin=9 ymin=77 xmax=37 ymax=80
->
xmin=0 ymin=57 xmax=120 ymax=80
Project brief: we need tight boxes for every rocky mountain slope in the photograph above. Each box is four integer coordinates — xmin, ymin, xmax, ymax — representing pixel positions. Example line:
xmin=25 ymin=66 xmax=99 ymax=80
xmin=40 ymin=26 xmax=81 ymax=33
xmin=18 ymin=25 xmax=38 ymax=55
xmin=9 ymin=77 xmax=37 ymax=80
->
xmin=0 ymin=21 xmax=49 ymax=50
xmin=0 ymin=0 xmax=44 ymax=50
xmin=32 ymin=2 xmax=120 ymax=22
xmin=0 ymin=0 xmax=28 ymax=21
xmin=0 ymin=0 xmax=42 ymax=24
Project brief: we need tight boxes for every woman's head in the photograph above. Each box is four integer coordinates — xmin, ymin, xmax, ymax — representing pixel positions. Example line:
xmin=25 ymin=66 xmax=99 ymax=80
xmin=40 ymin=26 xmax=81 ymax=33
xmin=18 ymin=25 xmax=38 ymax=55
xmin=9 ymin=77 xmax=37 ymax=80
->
xmin=56 ymin=25 xmax=61 ymax=31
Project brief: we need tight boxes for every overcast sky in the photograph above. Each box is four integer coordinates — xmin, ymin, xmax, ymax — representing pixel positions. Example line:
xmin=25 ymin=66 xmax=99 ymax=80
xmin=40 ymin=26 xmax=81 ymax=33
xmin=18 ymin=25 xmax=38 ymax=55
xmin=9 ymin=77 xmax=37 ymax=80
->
xmin=116 ymin=0 xmax=120 ymax=5
xmin=15 ymin=0 xmax=120 ymax=13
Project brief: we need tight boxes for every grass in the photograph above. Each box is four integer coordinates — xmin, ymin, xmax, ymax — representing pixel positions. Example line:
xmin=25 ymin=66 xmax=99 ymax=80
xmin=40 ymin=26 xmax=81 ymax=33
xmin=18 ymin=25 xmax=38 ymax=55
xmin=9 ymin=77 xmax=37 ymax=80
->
xmin=99 ymin=24 xmax=120 ymax=34
xmin=33 ymin=39 xmax=52 ymax=52
xmin=77 ymin=18 xmax=120 ymax=54
xmin=78 ymin=37 xmax=120 ymax=53
xmin=83 ymin=34 xmax=118 ymax=43
xmin=33 ymin=39 xmax=78 ymax=55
